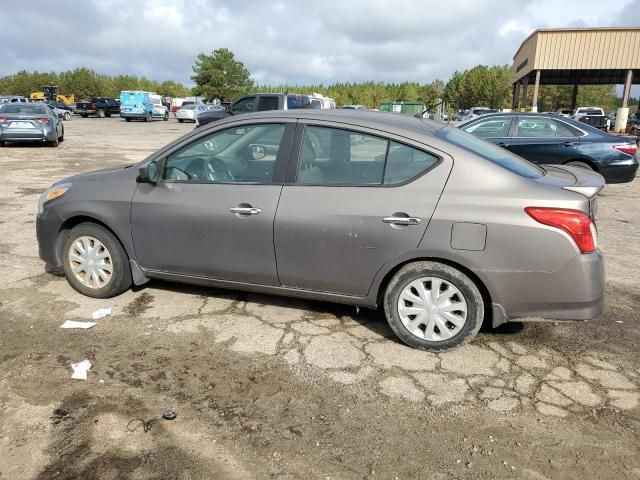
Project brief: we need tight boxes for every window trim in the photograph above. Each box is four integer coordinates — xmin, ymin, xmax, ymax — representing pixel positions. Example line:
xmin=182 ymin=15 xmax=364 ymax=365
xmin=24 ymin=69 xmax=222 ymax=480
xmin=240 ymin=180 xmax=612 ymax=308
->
xmin=285 ymin=122 xmax=443 ymax=188
xmin=155 ymin=121 xmax=295 ymax=186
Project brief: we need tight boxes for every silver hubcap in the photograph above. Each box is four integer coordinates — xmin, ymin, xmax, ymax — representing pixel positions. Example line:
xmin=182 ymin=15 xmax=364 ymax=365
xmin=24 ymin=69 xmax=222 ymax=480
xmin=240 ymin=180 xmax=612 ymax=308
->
xmin=397 ymin=277 xmax=468 ymax=342
xmin=68 ymin=236 xmax=113 ymax=289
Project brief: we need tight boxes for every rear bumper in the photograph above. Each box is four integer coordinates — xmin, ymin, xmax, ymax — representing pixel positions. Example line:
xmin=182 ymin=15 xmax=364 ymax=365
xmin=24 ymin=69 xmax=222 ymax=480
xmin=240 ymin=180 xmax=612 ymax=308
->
xmin=485 ymin=250 xmax=604 ymax=322
xmin=0 ymin=127 xmax=49 ymax=142
xmin=600 ymin=163 xmax=638 ymax=183
xmin=120 ymin=111 xmax=148 ymax=118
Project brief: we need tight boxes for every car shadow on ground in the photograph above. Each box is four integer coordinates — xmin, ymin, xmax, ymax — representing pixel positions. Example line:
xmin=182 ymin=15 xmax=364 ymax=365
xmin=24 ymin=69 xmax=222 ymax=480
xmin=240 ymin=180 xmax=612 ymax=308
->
xmin=136 ymin=279 xmax=524 ymax=345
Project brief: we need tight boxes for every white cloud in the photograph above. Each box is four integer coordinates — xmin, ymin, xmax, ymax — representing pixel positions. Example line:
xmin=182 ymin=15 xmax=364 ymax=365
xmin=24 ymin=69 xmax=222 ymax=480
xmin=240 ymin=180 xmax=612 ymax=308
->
xmin=0 ymin=0 xmax=637 ymax=87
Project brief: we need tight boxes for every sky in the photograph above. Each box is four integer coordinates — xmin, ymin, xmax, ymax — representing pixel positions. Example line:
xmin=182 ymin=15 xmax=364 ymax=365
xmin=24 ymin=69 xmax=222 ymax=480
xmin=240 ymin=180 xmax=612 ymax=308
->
xmin=1 ymin=0 xmax=639 ymax=89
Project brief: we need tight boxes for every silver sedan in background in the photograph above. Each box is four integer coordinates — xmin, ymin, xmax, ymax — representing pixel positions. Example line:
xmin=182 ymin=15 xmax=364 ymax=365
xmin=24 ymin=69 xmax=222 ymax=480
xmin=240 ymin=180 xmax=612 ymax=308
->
xmin=0 ymin=102 xmax=64 ymax=147
xmin=176 ymin=104 xmax=218 ymax=123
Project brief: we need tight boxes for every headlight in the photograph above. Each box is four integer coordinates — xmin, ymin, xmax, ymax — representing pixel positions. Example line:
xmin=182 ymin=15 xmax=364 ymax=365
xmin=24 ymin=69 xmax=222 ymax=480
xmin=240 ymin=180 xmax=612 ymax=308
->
xmin=38 ymin=182 xmax=72 ymax=214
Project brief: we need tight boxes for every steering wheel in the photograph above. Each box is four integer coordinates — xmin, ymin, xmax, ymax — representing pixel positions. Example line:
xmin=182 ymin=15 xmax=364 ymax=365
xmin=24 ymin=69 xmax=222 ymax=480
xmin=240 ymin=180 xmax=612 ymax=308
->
xmin=205 ymin=157 xmax=234 ymax=182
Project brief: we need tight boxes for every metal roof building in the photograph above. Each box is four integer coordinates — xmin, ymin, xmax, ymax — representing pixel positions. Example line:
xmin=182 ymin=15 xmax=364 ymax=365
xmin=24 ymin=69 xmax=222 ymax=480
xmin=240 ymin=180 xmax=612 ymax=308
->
xmin=511 ymin=27 xmax=640 ymax=127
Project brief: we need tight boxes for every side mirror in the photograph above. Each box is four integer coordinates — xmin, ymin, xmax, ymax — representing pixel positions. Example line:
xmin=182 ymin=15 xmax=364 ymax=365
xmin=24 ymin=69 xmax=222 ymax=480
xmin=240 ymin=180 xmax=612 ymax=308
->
xmin=137 ymin=160 xmax=159 ymax=184
xmin=250 ymin=145 xmax=265 ymax=160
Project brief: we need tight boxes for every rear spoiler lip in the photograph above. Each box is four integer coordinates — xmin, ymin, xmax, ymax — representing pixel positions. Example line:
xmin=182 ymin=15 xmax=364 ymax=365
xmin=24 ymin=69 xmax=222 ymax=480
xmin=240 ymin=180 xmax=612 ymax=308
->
xmin=542 ymin=164 xmax=605 ymax=199
xmin=562 ymin=184 xmax=604 ymax=198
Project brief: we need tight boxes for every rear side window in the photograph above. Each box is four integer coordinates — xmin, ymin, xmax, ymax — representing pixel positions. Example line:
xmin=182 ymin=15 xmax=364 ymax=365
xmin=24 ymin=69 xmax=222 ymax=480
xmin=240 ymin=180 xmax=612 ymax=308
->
xmin=439 ymin=127 xmax=544 ymax=179
xmin=515 ymin=117 xmax=576 ymax=137
xmin=257 ymin=96 xmax=279 ymax=111
xmin=296 ymin=126 xmax=440 ymax=186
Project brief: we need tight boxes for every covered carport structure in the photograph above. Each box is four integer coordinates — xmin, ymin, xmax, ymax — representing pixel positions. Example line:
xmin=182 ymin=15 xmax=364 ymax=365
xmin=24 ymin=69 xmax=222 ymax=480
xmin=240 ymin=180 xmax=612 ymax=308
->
xmin=512 ymin=27 xmax=640 ymax=132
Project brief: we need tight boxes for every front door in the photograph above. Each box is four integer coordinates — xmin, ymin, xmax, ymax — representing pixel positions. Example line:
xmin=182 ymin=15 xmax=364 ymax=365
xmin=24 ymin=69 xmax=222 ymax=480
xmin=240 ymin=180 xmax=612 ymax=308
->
xmin=131 ymin=122 xmax=292 ymax=285
xmin=274 ymin=123 xmax=453 ymax=296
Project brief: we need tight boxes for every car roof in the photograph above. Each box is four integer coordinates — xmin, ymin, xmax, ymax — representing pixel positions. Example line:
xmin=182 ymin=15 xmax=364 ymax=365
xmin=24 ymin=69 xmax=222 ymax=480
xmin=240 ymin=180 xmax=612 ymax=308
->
xmin=211 ymin=109 xmax=446 ymax=136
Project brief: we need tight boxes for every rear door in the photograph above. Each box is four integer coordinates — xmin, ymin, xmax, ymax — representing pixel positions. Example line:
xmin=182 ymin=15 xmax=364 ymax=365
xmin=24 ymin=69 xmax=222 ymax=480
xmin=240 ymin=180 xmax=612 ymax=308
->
xmin=508 ymin=116 xmax=581 ymax=164
xmin=274 ymin=122 xmax=453 ymax=296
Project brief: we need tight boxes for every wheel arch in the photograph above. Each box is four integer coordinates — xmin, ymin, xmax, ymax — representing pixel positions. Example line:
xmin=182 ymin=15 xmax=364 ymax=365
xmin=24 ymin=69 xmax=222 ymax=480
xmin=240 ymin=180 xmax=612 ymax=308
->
xmin=373 ymin=255 xmax=500 ymax=328
xmin=55 ymin=215 xmax=128 ymax=268
xmin=563 ymin=158 xmax=600 ymax=172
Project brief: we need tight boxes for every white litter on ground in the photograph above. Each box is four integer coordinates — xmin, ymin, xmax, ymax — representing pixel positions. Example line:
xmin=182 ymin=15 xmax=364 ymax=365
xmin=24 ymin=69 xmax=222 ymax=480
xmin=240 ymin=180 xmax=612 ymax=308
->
xmin=60 ymin=320 xmax=97 ymax=329
xmin=92 ymin=307 xmax=112 ymax=320
xmin=70 ymin=360 xmax=92 ymax=380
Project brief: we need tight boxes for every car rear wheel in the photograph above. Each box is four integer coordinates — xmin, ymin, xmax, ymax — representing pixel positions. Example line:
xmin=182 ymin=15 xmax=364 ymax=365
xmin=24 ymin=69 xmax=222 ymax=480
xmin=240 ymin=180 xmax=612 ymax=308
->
xmin=81 ymin=114 xmax=88 ymax=118
xmin=96 ymin=109 xmax=106 ymax=118
xmin=48 ymin=136 xmax=59 ymax=147
xmin=384 ymin=261 xmax=484 ymax=351
xmin=62 ymin=223 xmax=132 ymax=298
xmin=125 ymin=117 xmax=131 ymax=122
xmin=565 ymin=160 xmax=594 ymax=171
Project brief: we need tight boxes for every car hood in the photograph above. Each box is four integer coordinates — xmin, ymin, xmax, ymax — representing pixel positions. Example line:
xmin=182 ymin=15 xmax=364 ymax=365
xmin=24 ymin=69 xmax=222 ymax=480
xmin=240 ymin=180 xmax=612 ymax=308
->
xmin=56 ymin=164 xmax=135 ymax=185
xmin=535 ymin=164 xmax=605 ymax=199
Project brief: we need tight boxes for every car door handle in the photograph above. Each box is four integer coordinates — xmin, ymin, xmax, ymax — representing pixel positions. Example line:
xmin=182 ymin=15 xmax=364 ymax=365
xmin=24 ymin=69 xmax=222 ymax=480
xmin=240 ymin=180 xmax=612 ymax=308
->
xmin=382 ymin=216 xmax=422 ymax=226
xmin=230 ymin=206 xmax=262 ymax=215
xmin=562 ymin=142 xmax=575 ymax=147
xmin=497 ymin=142 xmax=509 ymax=147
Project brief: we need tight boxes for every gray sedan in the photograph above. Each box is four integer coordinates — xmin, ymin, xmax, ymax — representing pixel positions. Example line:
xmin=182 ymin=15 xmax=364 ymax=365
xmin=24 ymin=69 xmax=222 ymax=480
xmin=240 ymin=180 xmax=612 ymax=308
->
xmin=36 ymin=110 xmax=605 ymax=351
xmin=0 ymin=103 xmax=64 ymax=146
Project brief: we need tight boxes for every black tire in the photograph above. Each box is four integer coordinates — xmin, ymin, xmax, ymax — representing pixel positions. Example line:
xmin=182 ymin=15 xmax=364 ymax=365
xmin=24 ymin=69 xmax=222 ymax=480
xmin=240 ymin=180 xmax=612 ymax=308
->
xmin=383 ymin=261 xmax=484 ymax=351
xmin=58 ymin=126 xmax=64 ymax=142
xmin=63 ymin=111 xmax=72 ymax=121
xmin=125 ymin=117 xmax=132 ymax=122
xmin=0 ymin=141 xmax=5 ymax=147
xmin=81 ymin=113 xmax=88 ymax=118
xmin=48 ymin=135 xmax=59 ymax=147
xmin=178 ymin=119 xmax=184 ymax=123
xmin=62 ymin=223 xmax=132 ymax=298
xmin=97 ymin=109 xmax=106 ymax=118
xmin=565 ymin=160 xmax=594 ymax=171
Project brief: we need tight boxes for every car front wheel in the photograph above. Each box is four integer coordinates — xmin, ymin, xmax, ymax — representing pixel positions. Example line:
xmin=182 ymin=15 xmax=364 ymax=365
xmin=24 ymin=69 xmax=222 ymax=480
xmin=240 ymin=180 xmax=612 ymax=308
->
xmin=62 ymin=223 xmax=132 ymax=298
xmin=384 ymin=261 xmax=484 ymax=351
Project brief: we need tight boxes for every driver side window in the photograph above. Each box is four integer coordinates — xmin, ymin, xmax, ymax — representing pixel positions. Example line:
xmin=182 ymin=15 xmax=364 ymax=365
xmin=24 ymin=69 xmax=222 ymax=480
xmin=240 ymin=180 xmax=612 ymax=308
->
xmin=163 ymin=123 xmax=286 ymax=184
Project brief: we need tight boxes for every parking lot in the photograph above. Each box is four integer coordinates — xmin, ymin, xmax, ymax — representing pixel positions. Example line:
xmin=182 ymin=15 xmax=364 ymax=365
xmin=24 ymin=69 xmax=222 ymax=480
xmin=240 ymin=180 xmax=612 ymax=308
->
xmin=1 ymin=117 xmax=639 ymax=479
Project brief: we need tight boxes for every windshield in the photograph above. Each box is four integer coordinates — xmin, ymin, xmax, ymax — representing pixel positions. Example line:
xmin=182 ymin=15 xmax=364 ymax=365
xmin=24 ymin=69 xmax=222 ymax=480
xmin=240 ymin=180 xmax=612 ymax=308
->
xmin=181 ymin=104 xmax=196 ymax=110
xmin=439 ymin=127 xmax=544 ymax=179
xmin=0 ymin=104 xmax=47 ymax=114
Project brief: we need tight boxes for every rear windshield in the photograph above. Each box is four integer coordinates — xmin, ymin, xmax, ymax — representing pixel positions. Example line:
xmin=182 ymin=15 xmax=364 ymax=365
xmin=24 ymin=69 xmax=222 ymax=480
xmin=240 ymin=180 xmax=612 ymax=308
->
xmin=181 ymin=104 xmax=196 ymax=110
xmin=287 ymin=94 xmax=310 ymax=109
xmin=438 ymin=127 xmax=544 ymax=179
xmin=0 ymin=104 xmax=47 ymax=114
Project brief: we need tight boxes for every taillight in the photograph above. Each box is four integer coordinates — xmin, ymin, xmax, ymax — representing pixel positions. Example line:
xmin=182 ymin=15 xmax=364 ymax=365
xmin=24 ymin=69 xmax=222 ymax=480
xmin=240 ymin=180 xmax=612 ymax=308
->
xmin=0 ymin=115 xmax=7 ymax=122
xmin=91 ymin=103 xmax=96 ymax=109
xmin=612 ymin=144 xmax=637 ymax=156
xmin=525 ymin=207 xmax=597 ymax=254
xmin=32 ymin=117 xmax=50 ymax=123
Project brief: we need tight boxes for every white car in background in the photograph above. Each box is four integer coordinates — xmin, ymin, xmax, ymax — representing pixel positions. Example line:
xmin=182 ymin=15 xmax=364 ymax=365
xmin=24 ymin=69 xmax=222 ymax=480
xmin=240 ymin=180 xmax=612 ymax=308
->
xmin=176 ymin=104 xmax=215 ymax=123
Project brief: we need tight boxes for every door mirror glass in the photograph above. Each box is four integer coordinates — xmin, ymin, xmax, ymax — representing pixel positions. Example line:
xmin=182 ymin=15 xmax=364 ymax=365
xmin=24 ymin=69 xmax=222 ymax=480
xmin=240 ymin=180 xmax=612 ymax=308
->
xmin=137 ymin=160 xmax=159 ymax=184
xmin=250 ymin=144 xmax=265 ymax=160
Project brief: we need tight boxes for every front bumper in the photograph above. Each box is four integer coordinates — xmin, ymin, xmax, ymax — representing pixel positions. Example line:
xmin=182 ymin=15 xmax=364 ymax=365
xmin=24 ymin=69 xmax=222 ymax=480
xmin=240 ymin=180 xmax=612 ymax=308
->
xmin=484 ymin=250 xmax=604 ymax=322
xmin=36 ymin=207 xmax=65 ymax=272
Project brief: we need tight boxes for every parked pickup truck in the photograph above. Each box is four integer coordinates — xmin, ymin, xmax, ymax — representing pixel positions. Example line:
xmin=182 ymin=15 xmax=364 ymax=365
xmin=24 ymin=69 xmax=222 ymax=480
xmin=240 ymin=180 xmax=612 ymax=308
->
xmin=572 ymin=107 xmax=610 ymax=131
xmin=75 ymin=97 xmax=121 ymax=118
xmin=195 ymin=93 xmax=311 ymax=128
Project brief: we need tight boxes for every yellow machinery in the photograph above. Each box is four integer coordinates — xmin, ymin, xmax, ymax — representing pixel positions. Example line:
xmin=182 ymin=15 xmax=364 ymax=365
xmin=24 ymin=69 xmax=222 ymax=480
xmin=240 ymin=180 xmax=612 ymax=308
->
xmin=30 ymin=86 xmax=75 ymax=105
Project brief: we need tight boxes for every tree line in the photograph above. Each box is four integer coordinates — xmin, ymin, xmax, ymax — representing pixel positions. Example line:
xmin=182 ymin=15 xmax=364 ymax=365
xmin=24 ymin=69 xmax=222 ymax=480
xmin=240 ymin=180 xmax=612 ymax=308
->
xmin=0 ymin=48 xmax=627 ymax=112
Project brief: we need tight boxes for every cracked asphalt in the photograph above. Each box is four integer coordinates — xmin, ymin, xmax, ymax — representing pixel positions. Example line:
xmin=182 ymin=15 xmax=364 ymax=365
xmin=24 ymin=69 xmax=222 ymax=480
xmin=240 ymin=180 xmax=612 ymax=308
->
xmin=1 ymin=118 xmax=639 ymax=479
